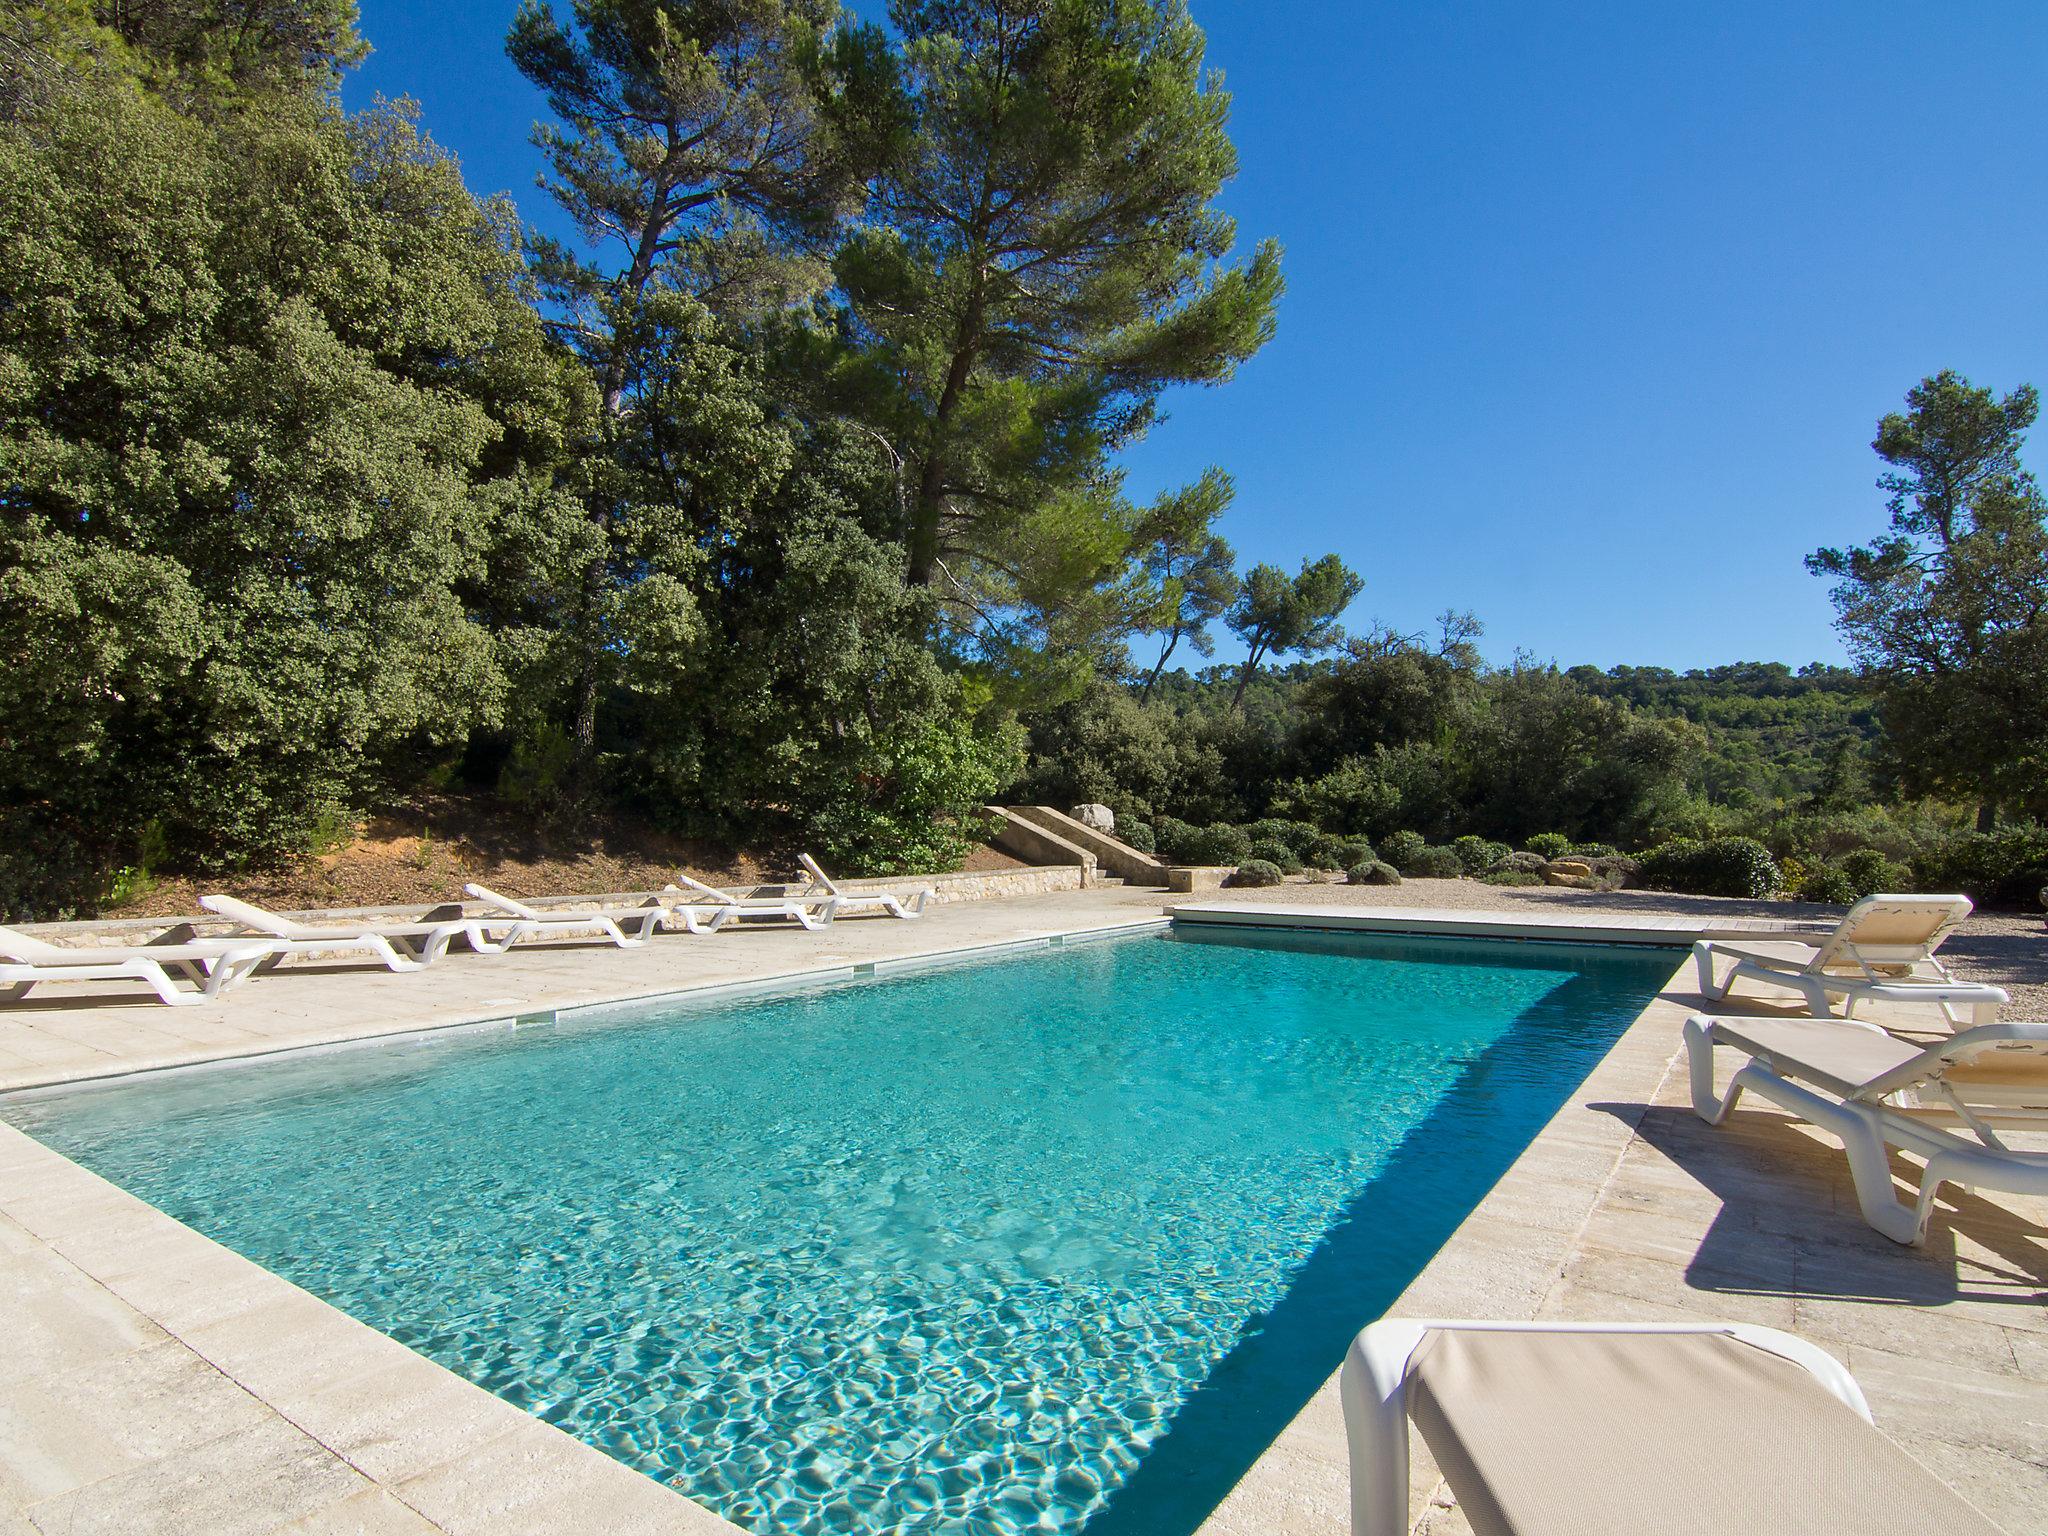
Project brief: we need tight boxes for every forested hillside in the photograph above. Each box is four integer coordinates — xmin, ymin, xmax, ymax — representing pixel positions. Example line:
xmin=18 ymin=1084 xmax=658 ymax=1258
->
xmin=3 ymin=2 xmax=2045 ymax=916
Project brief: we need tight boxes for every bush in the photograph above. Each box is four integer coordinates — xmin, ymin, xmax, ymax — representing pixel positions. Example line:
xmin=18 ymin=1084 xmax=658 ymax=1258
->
xmin=1119 ymin=820 xmax=1155 ymax=854
xmin=1834 ymin=847 xmax=1911 ymax=900
xmin=1380 ymin=830 xmax=1427 ymax=868
xmin=1794 ymin=862 xmax=1861 ymax=905
xmin=1346 ymin=860 xmax=1402 ymax=885
xmin=1297 ymin=831 xmax=1356 ymax=871
xmin=1404 ymin=844 xmax=1465 ymax=878
xmin=1451 ymin=835 xmax=1512 ymax=874
xmin=1333 ymin=838 xmax=1377 ymax=870
xmin=1247 ymin=837 xmax=1303 ymax=875
xmin=1912 ymin=826 xmax=2048 ymax=909
xmin=1245 ymin=818 xmax=1323 ymax=858
xmin=1524 ymin=832 xmax=1571 ymax=859
xmin=1636 ymin=837 xmax=1781 ymax=899
xmin=1568 ymin=842 xmax=1619 ymax=858
xmin=1151 ymin=814 xmax=1197 ymax=861
xmin=1153 ymin=819 xmax=1253 ymax=865
xmin=1480 ymin=869 xmax=1544 ymax=887
xmin=1504 ymin=850 xmax=1549 ymax=874
xmin=1227 ymin=858 xmax=1284 ymax=888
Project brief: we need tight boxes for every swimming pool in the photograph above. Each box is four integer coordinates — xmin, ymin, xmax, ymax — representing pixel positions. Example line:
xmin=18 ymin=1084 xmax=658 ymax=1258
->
xmin=3 ymin=924 xmax=1677 ymax=1536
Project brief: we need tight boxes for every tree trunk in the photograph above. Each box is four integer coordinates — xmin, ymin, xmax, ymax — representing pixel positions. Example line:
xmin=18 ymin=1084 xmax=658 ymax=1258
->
xmin=907 ymin=286 xmax=985 ymax=586
xmin=1977 ymin=798 xmax=1999 ymax=833
xmin=1230 ymin=642 xmax=1266 ymax=711
xmin=1140 ymin=627 xmax=1181 ymax=703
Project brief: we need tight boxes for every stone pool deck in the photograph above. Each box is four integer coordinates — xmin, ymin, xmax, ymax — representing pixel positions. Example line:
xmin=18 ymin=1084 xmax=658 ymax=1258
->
xmin=2 ymin=887 xmax=2043 ymax=1534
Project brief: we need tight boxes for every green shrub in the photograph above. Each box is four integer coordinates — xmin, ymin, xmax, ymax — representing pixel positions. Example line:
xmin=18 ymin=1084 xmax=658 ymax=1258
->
xmin=1834 ymin=847 xmax=1911 ymax=900
xmin=1404 ymin=844 xmax=1465 ymax=878
xmin=1151 ymin=815 xmax=1197 ymax=861
xmin=1333 ymin=838 xmax=1377 ymax=870
xmin=1636 ymin=837 xmax=1781 ymax=899
xmin=1380 ymin=830 xmax=1427 ymax=868
xmin=1568 ymin=842 xmax=1618 ymax=858
xmin=1451 ymin=835 xmax=1511 ymax=874
xmin=1480 ymin=869 xmax=1544 ymax=887
xmin=1346 ymin=860 xmax=1402 ymax=885
xmin=1154 ymin=820 xmax=1252 ymax=865
xmin=1296 ymin=831 xmax=1350 ymax=870
xmin=1504 ymin=850 xmax=1549 ymax=874
xmin=1227 ymin=858 xmax=1284 ymax=888
xmin=1244 ymin=818 xmax=1323 ymax=857
xmin=1119 ymin=820 xmax=1156 ymax=854
xmin=1524 ymin=832 xmax=1571 ymax=859
xmin=1912 ymin=826 xmax=2048 ymax=909
xmin=1796 ymin=863 xmax=1861 ymax=904
xmin=1247 ymin=837 xmax=1303 ymax=874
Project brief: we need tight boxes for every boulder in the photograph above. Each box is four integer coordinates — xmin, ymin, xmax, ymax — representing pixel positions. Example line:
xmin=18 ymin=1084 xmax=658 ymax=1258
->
xmin=1545 ymin=872 xmax=1604 ymax=890
xmin=1504 ymin=851 xmax=1549 ymax=874
xmin=1549 ymin=859 xmax=1595 ymax=877
xmin=1070 ymin=803 xmax=1115 ymax=833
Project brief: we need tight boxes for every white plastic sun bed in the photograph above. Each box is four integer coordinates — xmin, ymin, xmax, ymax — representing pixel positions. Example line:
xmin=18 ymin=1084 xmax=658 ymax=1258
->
xmin=1687 ymin=1012 xmax=2048 ymax=1245
xmin=796 ymin=853 xmax=930 ymax=919
xmin=0 ymin=924 xmax=281 ymax=1007
xmin=462 ymin=884 xmax=681 ymax=947
xmin=1342 ymin=1319 xmax=2005 ymax=1536
xmin=1692 ymin=893 xmax=2004 ymax=1027
xmin=199 ymin=894 xmax=516 ymax=973
xmin=663 ymin=873 xmax=837 ymax=931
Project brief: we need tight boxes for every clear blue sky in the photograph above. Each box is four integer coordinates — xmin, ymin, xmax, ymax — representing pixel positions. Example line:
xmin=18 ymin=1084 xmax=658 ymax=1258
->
xmin=344 ymin=0 xmax=2048 ymax=672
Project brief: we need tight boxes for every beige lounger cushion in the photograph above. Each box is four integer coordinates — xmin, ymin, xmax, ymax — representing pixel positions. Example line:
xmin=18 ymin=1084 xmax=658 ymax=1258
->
xmin=1704 ymin=1016 xmax=1926 ymax=1097
xmin=1406 ymin=1329 xmax=2003 ymax=1536
xmin=1708 ymin=938 xmax=1942 ymax=981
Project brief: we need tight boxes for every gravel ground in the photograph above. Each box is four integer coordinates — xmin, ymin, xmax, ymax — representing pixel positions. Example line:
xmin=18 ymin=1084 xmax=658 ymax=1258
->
xmin=1186 ymin=876 xmax=2048 ymax=1018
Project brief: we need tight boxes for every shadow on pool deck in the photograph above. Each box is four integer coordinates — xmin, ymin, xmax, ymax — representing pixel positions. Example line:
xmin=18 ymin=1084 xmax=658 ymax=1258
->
xmin=1596 ymin=1101 xmax=2048 ymax=1311
xmin=1081 ymin=963 xmax=1664 ymax=1536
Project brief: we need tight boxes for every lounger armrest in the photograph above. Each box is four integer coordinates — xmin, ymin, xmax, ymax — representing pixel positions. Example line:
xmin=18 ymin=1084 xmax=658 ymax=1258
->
xmin=1856 ymin=1020 xmax=2048 ymax=1101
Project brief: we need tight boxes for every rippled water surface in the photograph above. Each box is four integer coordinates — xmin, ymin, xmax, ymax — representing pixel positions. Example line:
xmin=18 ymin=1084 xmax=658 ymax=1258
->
xmin=5 ymin=926 xmax=1675 ymax=1536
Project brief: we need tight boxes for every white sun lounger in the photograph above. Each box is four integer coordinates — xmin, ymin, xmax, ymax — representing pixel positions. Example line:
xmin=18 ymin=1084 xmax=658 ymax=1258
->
xmin=1341 ymin=1319 xmax=2003 ymax=1536
xmin=797 ymin=853 xmax=929 ymax=919
xmin=463 ymin=884 xmax=690 ymax=946
xmin=200 ymin=894 xmax=515 ymax=973
xmin=663 ymin=873 xmax=837 ymax=931
xmin=1688 ymin=1012 xmax=2048 ymax=1244
xmin=1692 ymin=893 xmax=2004 ymax=1027
xmin=0 ymin=925 xmax=282 ymax=1007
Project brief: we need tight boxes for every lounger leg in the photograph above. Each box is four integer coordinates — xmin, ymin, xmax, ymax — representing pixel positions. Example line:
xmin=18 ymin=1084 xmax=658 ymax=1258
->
xmin=1340 ymin=1324 xmax=1425 ymax=1536
xmin=130 ymin=960 xmax=203 ymax=1007
xmin=1691 ymin=942 xmax=1724 ymax=998
xmin=203 ymin=950 xmax=267 ymax=998
xmin=372 ymin=935 xmax=428 ymax=973
xmin=1685 ymin=1018 xmax=1743 ymax=1122
xmin=0 ymin=981 xmax=32 ymax=1001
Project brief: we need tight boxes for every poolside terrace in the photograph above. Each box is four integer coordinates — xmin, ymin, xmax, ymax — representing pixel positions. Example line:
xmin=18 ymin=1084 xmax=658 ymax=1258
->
xmin=2 ymin=883 xmax=2042 ymax=1534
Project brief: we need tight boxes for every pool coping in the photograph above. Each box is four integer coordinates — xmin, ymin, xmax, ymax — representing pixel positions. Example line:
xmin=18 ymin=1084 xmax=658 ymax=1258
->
xmin=0 ymin=904 xmax=1751 ymax=1535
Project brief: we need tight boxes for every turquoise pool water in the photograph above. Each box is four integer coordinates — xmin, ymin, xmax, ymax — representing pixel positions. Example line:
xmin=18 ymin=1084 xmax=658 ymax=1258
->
xmin=3 ymin=925 xmax=1676 ymax=1536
